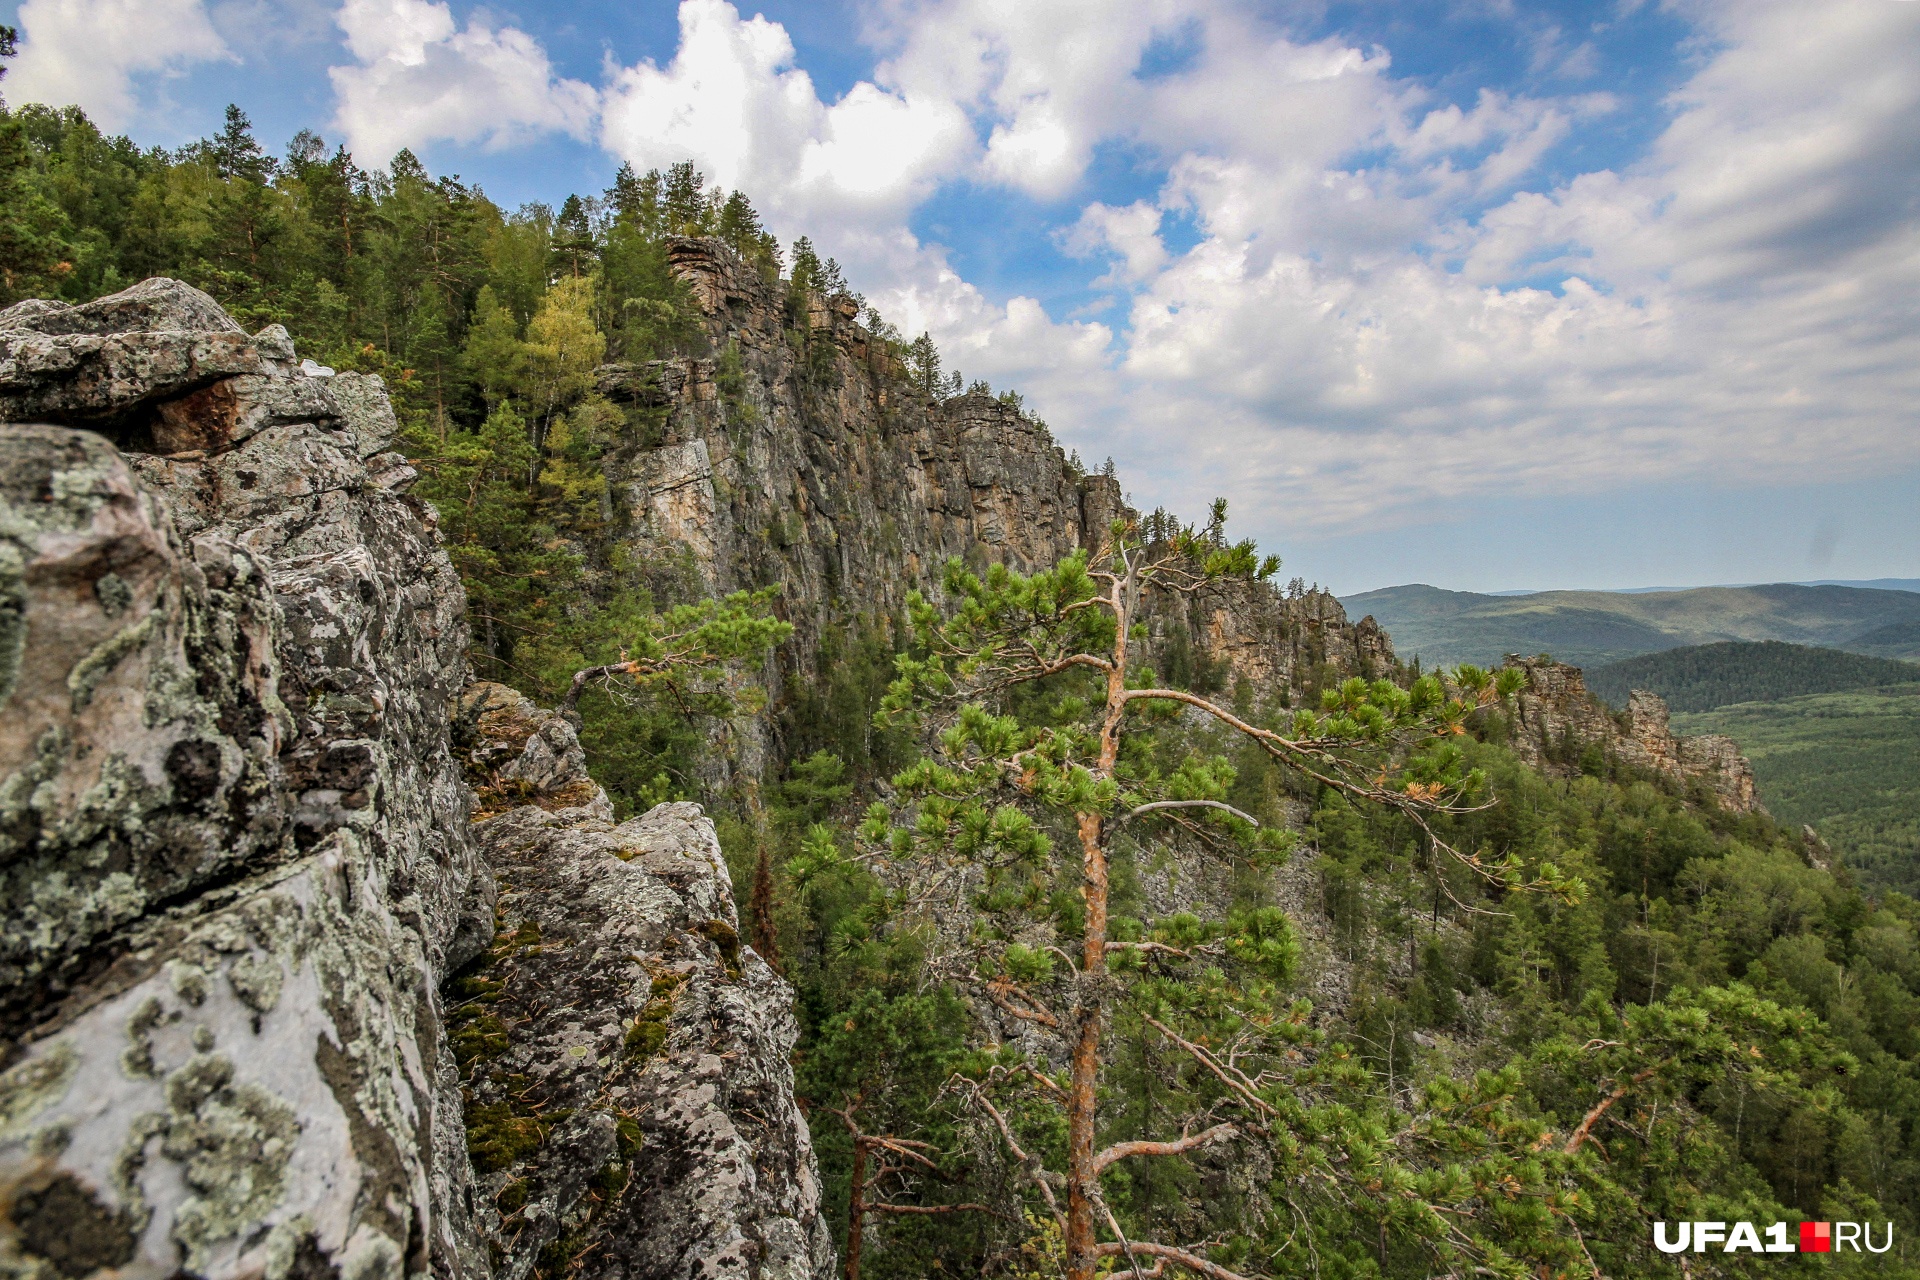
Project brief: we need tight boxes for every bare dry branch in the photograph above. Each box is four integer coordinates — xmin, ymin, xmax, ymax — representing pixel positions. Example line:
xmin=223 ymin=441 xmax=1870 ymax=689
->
xmin=956 ymin=1079 xmax=1065 ymax=1230
xmin=1105 ymin=941 xmax=1201 ymax=961
xmin=1120 ymin=799 xmax=1260 ymax=827
xmin=1143 ymin=1016 xmax=1277 ymax=1118
xmin=1094 ymin=1241 xmax=1257 ymax=1280
xmin=985 ymin=979 xmax=1061 ymax=1029
xmin=1092 ymin=1123 xmax=1238 ymax=1175
xmin=1565 ymin=1067 xmax=1659 ymax=1154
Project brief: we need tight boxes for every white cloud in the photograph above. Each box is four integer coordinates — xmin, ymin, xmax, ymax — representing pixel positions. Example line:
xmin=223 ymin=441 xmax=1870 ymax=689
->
xmin=872 ymin=0 xmax=1200 ymax=199
xmin=6 ymin=0 xmax=230 ymax=127
xmin=1062 ymin=202 xmax=1167 ymax=284
xmin=299 ymin=0 xmax=1920 ymax=545
xmin=327 ymin=0 xmax=597 ymax=163
xmin=598 ymin=0 xmax=973 ymax=233
xmin=869 ymin=0 xmax=1920 ymax=540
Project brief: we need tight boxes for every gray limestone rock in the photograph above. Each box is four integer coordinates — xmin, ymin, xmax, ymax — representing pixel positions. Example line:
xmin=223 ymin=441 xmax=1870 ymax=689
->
xmin=0 ymin=283 xmax=484 ymax=1280
xmin=452 ymin=689 xmax=834 ymax=1280
xmin=587 ymin=236 xmax=1395 ymax=792
xmin=328 ymin=373 xmax=401 ymax=460
xmin=0 ymin=269 xmax=836 ymax=1280
xmin=0 ymin=281 xmax=273 ymax=439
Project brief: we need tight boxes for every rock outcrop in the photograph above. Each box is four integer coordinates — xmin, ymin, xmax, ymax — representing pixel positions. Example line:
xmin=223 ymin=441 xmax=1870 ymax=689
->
xmin=1500 ymin=656 xmax=1762 ymax=813
xmin=0 ymin=279 xmax=483 ymax=1280
xmin=0 ymin=281 xmax=830 ymax=1280
xmin=454 ymin=685 xmax=832 ymax=1280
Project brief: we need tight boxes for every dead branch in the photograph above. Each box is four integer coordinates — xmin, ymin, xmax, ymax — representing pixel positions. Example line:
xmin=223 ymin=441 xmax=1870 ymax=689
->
xmin=1120 ymin=799 xmax=1260 ymax=826
xmin=1014 ymin=1063 xmax=1070 ymax=1102
xmin=1092 ymin=1123 xmax=1238 ymax=1175
xmin=1143 ymin=1016 xmax=1277 ymax=1118
xmin=986 ymin=978 xmax=1061 ymax=1028
xmin=1565 ymin=1067 xmax=1659 ymax=1154
xmin=1094 ymin=1241 xmax=1257 ymax=1280
xmin=955 ymin=1078 xmax=1065 ymax=1230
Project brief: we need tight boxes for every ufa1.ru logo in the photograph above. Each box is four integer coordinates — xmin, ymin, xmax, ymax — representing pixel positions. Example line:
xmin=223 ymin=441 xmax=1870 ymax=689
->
xmin=1653 ymin=1222 xmax=1893 ymax=1253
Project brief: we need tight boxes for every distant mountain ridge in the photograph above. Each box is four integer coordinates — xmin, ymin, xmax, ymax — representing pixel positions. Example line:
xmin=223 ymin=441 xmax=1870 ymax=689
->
xmin=1587 ymin=641 xmax=1920 ymax=712
xmin=1489 ymin=578 xmax=1920 ymax=596
xmin=1341 ymin=582 xmax=1920 ymax=669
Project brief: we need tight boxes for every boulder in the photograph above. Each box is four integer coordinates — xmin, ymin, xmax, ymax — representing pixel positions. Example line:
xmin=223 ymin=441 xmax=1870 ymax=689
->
xmin=0 ymin=282 xmax=481 ymax=1280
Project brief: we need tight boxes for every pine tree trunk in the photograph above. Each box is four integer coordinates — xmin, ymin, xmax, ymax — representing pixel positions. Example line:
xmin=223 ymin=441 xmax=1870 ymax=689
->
xmin=844 ymin=1136 xmax=868 ymax=1280
xmin=1066 ymin=592 xmax=1131 ymax=1280
xmin=1065 ymin=808 xmax=1108 ymax=1280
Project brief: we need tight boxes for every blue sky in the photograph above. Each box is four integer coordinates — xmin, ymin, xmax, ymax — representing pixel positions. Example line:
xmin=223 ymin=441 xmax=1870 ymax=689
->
xmin=6 ymin=0 xmax=1918 ymax=595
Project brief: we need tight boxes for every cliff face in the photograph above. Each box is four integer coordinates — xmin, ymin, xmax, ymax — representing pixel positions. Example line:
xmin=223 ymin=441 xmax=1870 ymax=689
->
xmin=593 ymin=238 xmax=1392 ymax=748
xmin=1500 ymin=656 xmax=1762 ymax=813
xmin=0 ymin=282 xmax=830 ymax=1280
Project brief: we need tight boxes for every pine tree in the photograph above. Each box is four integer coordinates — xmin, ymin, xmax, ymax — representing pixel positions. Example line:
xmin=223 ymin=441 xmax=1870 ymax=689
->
xmin=461 ymin=285 xmax=521 ymax=407
xmin=852 ymin=512 xmax=1571 ymax=1279
xmin=208 ymin=104 xmax=274 ymax=183
xmin=550 ymin=192 xmax=597 ymax=279
xmin=715 ymin=189 xmax=777 ymax=271
xmin=905 ymin=332 xmax=940 ymax=396
xmin=789 ymin=235 xmax=823 ymax=294
xmin=662 ymin=161 xmax=709 ymax=235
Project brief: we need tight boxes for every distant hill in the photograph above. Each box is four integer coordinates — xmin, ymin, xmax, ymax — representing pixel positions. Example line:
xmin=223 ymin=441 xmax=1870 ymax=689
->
xmin=1797 ymin=578 xmax=1920 ymax=593
xmin=1848 ymin=620 xmax=1920 ymax=659
xmin=1341 ymin=582 xmax=1920 ymax=669
xmin=1587 ymin=641 xmax=1920 ymax=712
xmin=1674 ymin=685 xmax=1920 ymax=896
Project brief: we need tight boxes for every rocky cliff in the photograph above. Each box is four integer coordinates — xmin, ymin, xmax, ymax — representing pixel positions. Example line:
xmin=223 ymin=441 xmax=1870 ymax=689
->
xmin=592 ymin=238 xmax=1393 ymax=766
xmin=0 ymin=281 xmax=830 ymax=1280
xmin=1500 ymin=656 xmax=1762 ymax=813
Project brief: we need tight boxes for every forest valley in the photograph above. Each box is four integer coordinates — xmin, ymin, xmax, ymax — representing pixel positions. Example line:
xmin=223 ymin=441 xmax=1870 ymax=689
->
xmin=11 ymin=75 xmax=1920 ymax=1280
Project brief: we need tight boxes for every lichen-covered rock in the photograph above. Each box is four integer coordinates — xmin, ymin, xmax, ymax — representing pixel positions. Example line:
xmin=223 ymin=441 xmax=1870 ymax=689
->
xmin=456 ymin=684 xmax=606 ymax=822
xmin=1501 ymin=656 xmax=1763 ymax=813
xmin=2 ymin=280 xmax=834 ymax=1280
xmin=453 ymin=687 xmax=833 ymax=1280
xmin=0 ymin=280 xmax=487 ymax=1280
xmin=0 ymin=280 xmax=277 ymax=446
xmin=0 ymin=425 xmax=287 ymax=1025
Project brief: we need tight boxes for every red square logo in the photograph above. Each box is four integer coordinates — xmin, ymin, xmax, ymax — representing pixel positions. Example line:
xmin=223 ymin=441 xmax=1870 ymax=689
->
xmin=1801 ymin=1222 xmax=1832 ymax=1253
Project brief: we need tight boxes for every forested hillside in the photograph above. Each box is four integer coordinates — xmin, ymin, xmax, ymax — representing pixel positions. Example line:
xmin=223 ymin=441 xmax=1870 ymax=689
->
xmin=1675 ymin=687 xmax=1920 ymax=897
xmin=14 ymin=81 xmax=1920 ymax=1278
xmin=1587 ymin=643 xmax=1920 ymax=898
xmin=1590 ymin=640 xmax=1920 ymax=711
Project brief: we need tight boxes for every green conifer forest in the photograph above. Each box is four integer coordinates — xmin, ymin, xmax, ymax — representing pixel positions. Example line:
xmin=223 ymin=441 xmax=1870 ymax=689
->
xmin=10 ymin=81 xmax=1920 ymax=1277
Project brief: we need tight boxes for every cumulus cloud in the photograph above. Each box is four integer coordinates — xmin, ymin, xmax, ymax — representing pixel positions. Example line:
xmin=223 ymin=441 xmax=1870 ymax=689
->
xmin=850 ymin=0 xmax=1920 ymax=540
xmin=599 ymin=0 xmax=973 ymax=232
xmin=327 ymin=0 xmax=597 ymax=163
xmin=5 ymin=0 xmax=230 ymax=127
xmin=1062 ymin=202 xmax=1167 ymax=284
